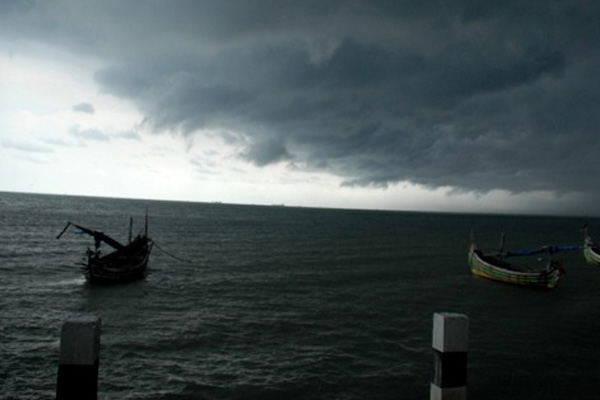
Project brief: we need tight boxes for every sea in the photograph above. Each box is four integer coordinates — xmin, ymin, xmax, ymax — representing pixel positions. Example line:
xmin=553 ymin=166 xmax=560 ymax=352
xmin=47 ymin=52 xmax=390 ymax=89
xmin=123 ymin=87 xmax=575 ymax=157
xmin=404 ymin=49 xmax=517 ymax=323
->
xmin=1 ymin=191 xmax=599 ymax=400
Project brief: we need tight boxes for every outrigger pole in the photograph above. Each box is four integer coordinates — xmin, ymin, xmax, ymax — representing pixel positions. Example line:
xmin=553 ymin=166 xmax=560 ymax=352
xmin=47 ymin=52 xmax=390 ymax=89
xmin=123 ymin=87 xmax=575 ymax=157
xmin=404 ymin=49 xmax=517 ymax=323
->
xmin=56 ymin=222 xmax=125 ymax=251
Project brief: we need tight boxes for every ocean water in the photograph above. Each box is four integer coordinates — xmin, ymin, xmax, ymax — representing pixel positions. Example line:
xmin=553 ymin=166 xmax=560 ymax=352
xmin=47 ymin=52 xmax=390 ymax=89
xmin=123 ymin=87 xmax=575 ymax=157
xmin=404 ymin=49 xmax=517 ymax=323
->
xmin=1 ymin=191 xmax=599 ymax=400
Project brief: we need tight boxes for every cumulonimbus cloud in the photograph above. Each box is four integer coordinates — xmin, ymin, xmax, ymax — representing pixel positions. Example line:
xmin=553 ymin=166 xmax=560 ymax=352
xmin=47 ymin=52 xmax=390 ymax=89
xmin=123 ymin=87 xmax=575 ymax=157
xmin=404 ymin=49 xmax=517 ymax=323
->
xmin=3 ymin=1 xmax=600 ymax=205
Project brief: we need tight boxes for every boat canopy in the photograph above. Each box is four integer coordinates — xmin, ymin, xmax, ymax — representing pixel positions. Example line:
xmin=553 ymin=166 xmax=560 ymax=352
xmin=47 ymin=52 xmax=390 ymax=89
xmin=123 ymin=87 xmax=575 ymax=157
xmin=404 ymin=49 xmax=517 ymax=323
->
xmin=500 ymin=244 xmax=581 ymax=258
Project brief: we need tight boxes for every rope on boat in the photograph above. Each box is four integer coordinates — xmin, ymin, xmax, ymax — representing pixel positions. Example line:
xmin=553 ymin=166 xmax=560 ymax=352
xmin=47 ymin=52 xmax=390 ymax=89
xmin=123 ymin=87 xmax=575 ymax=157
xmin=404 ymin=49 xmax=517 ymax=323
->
xmin=153 ymin=241 xmax=192 ymax=263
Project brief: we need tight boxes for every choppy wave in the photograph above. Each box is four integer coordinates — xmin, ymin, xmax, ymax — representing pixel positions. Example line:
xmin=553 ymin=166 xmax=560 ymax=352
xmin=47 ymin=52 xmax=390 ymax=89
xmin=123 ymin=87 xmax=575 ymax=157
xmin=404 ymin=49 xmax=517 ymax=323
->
xmin=2 ymin=192 xmax=600 ymax=399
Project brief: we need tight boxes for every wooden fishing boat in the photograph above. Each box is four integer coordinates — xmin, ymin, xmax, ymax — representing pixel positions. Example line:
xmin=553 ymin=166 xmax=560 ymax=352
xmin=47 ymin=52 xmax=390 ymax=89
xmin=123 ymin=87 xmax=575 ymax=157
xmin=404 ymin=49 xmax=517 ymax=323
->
xmin=583 ymin=226 xmax=600 ymax=267
xmin=468 ymin=239 xmax=566 ymax=289
xmin=57 ymin=215 xmax=153 ymax=284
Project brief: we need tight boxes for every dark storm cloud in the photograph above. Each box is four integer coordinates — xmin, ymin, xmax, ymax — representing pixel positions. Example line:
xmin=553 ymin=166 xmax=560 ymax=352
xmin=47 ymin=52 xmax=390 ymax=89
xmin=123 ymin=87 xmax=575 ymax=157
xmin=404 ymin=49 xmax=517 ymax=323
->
xmin=3 ymin=0 xmax=600 ymax=204
xmin=241 ymin=137 xmax=291 ymax=166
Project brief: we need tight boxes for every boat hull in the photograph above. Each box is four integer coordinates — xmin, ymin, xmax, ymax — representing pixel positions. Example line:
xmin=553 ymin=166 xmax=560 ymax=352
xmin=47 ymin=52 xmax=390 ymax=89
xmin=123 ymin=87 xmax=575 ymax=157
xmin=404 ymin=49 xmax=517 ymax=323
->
xmin=83 ymin=237 xmax=153 ymax=284
xmin=468 ymin=243 xmax=561 ymax=289
xmin=583 ymin=237 xmax=600 ymax=267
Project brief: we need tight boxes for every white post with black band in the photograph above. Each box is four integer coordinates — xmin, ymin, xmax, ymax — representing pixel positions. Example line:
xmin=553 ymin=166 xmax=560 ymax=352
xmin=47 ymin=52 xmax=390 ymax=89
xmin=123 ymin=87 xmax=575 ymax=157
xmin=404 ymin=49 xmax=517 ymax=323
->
xmin=56 ymin=316 xmax=101 ymax=400
xmin=431 ymin=312 xmax=468 ymax=400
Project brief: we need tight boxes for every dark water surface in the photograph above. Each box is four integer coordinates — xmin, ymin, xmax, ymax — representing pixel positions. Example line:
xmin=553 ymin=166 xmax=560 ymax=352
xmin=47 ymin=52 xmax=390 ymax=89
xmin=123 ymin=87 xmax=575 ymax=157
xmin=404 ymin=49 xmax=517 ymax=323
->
xmin=1 ymin=192 xmax=599 ymax=399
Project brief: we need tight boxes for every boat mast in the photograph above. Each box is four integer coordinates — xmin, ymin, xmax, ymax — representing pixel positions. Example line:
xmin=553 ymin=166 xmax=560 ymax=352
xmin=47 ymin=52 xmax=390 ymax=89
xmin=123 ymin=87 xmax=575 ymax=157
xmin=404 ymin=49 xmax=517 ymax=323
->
xmin=129 ymin=217 xmax=133 ymax=244
xmin=498 ymin=232 xmax=505 ymax=258
xmin=144 ymin=208 xmax=148 ymax=237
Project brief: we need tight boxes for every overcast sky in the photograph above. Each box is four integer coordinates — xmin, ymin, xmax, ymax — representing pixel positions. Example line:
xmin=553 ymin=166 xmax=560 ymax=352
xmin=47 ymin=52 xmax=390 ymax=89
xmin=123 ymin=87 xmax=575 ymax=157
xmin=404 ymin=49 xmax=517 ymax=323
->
xmin=1 ymin=1 xmax=599 ymax=215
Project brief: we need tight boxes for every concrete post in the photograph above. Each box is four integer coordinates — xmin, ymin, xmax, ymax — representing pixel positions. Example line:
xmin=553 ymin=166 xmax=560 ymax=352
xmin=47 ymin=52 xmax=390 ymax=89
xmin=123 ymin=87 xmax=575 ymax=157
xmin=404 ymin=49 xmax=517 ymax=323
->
xmin=430 ymin=312 xmax=468 ymax=400
xmin=56 ymin=316 xmax=101 ymax=400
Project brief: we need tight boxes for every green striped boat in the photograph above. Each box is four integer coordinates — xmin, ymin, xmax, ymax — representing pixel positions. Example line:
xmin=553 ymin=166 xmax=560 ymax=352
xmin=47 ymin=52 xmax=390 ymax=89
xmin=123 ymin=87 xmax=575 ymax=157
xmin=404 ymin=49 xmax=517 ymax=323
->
xmin=583 ymin=234 xmax=600 ymax=267
xmin=468 ymin=241 xmax=564 ymax=289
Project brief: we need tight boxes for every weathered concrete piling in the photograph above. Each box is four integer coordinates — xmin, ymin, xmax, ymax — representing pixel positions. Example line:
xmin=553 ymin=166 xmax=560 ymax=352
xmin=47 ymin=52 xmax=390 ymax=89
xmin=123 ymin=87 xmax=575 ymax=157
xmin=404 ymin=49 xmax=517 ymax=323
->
xmin=56 ymin=316 xmax=101 ymax=400
xmin=431 ymin=312 xmax=468 ymax=400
